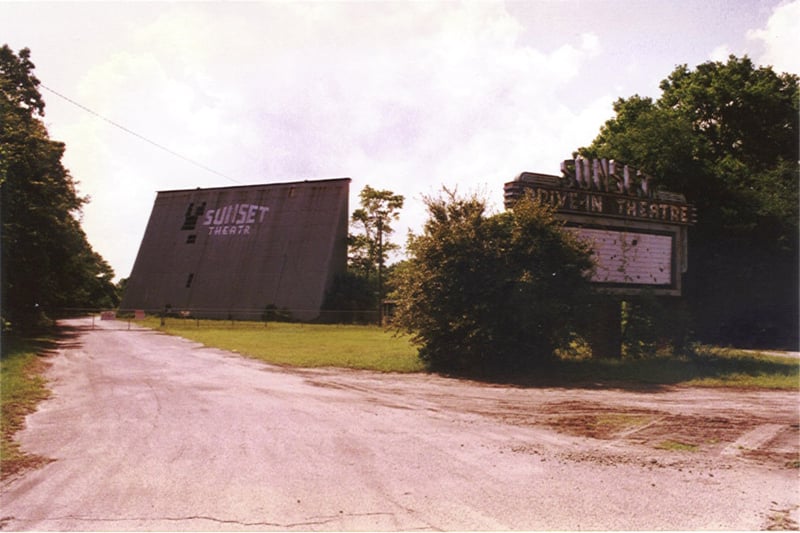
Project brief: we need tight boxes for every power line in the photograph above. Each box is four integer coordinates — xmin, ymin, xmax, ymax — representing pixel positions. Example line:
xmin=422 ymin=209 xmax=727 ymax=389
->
xmin=40 ymin=84 xmax=242 ymax=184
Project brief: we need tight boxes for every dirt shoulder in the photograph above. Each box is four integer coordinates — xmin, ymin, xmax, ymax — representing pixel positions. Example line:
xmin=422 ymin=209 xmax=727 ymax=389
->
xmin=303 ymin=367 xmax=800 ymax=470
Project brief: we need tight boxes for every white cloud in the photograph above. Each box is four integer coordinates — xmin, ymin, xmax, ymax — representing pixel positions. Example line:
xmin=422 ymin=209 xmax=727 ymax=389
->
xmin=7 ymin=0 xmax=793 ymax=281
xmin=709 ymin=44 xmax=732 ymax=62
xmin=747 ymin=0 xmax=800 ymax=75
xmin=23 ymin=2 xmax=611 ymax=277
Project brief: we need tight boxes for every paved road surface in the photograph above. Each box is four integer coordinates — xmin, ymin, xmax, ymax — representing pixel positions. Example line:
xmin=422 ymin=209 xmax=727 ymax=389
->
xmin=1 ymin=318 xmax=798 ymax=530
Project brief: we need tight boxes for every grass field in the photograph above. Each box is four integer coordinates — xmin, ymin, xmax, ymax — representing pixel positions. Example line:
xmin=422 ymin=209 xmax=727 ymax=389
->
xmin=0 ymin=337 xmax=53 ymax=479
xmin=146 ymin=317 xmax=798 ymax=389
xmin=547 ymin=345 xmax=799 ymax=389
xmin=145 ymin=318 xmax=424 ymax=373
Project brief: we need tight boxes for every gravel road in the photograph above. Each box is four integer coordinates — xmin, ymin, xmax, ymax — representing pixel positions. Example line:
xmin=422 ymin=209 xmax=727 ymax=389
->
xmin=1 ymin=317 xmax=798 ymax=531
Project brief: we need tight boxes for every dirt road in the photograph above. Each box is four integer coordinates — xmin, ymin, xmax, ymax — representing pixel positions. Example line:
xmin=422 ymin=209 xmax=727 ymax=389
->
xmin=1 ymin=318 xmax=798 ymax=530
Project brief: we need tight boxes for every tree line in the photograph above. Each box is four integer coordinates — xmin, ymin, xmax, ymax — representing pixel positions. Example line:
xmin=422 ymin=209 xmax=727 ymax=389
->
xmin=3 ymin=44 xmax=797 ymax=367
xmin=1 ymin=45 xmax=118 ymax=332
xmin=335 ymin=55 xmax=798 ymax=373
xmin=578 ymin=55 xmax=798 ymax=349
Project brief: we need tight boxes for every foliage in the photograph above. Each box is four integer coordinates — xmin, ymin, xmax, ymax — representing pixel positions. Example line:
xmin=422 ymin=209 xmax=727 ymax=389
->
xmin=349 ymin=185 xmax=405 ymax=278
xmin=261 ymin=304 xmax=293 ymax=323
xmin=393 ymin=190 xmax=594 ymax=374
xmin=115 ymin=277 xmax=128 ymax=297
xmin=320 ymin=271 xmax=379 ymax=323
xmin=346 ymin=186 xmax=404 ymax=314
xmin=580 ymin=56 xmax=799 ymax=349
xmin=621 ymin=292 xmax=692 ymax=358
xmin=1 ymin=45 xmax=118 ymax=330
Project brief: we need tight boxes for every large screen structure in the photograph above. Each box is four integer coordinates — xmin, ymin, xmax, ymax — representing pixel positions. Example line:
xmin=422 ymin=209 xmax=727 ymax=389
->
xmin=119 ymin=178 xmax=350 ymax=320
xmin=504 ymin=158 xmax=695 ymax=296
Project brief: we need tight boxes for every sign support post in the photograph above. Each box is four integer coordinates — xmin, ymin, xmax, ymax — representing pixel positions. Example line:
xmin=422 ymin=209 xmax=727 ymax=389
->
xmin=585 ymin=298 xmax=623 ymax=359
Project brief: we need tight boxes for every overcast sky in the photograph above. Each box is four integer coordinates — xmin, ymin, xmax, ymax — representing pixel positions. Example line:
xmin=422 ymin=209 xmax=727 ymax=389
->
xmin=3 ymin=1 xmax=798 ymax=280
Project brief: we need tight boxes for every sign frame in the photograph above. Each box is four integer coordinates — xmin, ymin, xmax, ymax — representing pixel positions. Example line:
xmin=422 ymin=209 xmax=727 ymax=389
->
xmin=504 ymin=160 xmax=694 ymax=297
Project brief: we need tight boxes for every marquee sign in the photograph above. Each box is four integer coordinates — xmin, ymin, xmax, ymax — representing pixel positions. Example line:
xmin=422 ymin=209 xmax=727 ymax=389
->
xmin=504 ymin=157 xmax=695 ymax=296
xmin=530 ymin=187 xmax=693 ymax=225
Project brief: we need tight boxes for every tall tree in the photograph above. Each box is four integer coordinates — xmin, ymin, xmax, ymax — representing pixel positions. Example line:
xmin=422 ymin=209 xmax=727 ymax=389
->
xmin=580 ymin=56 xmax=799 ymax=348
xmin=1 ymin=45 xmax=118 ymax=330
xmin=349 ymin=185 xmax=404 ymax=319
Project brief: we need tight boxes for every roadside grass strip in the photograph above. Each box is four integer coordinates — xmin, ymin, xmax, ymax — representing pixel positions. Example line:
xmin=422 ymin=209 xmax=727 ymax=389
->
xmin=553 ymin=347 xmax=799 ymax=389
xmin=0 ymin=337 xmax=53 ymax=479
xmin=147 ymin=318 xmax=424 ymax=373
xmin=144 ymin=318 xmax=797 ymax=388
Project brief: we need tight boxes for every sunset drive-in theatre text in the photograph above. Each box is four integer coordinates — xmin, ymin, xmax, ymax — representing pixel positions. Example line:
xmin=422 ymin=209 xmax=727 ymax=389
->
xmin=505 ymin=157 xmax=696 ymax=296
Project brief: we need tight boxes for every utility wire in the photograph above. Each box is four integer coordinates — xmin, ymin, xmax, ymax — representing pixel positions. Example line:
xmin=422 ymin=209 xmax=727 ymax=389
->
xmin=40 ymin=83 xmax=242 ymax=184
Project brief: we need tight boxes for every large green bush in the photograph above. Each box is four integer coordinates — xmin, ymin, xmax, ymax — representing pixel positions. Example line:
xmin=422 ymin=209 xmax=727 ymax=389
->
xmin=393 ymin=191 xmax=593 ymax=375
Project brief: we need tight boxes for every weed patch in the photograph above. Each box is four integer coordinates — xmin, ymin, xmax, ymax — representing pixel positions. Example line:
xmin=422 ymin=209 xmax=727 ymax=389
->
xmin=596 ymin=413 xmax=653 ymax=432
xmin=656 ymin=440 xmax=699 ymax=452
xmin=1 ymin=337 xmax=53 ymax=479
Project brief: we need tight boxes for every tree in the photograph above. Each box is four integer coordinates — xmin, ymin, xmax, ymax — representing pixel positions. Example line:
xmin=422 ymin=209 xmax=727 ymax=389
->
xmin=320 ymin=271 xmax=378 ymax=323
xmin=1 ymin=45 xmax=118 ymax=330
xmin=348 ymin=185 xmax=404 ymax=320
xmin=580 ymin=56 xmax=799 ymax=349
xmin=393 ymin=190 xmax=593 ymax=374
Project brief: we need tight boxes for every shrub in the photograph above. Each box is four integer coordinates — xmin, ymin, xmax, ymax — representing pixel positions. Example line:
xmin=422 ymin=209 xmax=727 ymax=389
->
xmin=393 ymin=190 xmax=593 ymax=375
xmin=621 ymin=292 xmax=692 ymax=358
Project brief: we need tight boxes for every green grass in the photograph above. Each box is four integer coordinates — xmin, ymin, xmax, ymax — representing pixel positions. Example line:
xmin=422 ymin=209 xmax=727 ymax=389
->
xmin=146 ymin=318 xmax=424 ymax=372
xmin=1 ymin=337 xmax=53 ymax=479
xmin=551 ymin=345 xmax=799 ymax=389
xmin=142 ymin=318 xmax=797 ymax=388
